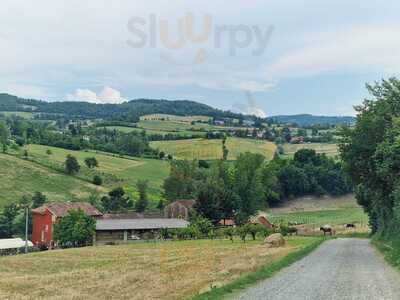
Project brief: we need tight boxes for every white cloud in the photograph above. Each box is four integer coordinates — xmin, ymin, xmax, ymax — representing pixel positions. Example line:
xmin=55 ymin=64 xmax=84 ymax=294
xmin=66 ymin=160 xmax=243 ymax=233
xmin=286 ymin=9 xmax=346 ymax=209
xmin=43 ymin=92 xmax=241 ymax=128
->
xmin=265 ymin=25 xmax=400 ymax=80
xmin=66 ymin=86 xmax=126 ymax=104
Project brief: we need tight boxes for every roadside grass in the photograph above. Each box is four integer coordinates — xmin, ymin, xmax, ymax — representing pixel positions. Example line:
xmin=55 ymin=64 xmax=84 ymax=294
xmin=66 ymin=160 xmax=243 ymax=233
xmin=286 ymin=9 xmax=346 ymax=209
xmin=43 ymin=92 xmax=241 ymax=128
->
xmin=282 ymin=143 xmax=338 ymax=158
xmin=192 ymin=237 xmax=326 ymax=300
xmin=373 ymin=238 xmax=400 ymax=270
xmin=22 ymin=144 xmax=169 ymax=200
xmin=0 ymin=237 xmax=321 ymax=300
xmin=0 ymin=153 xmax=103 ymax=208
xmin=150 ymin=138 xmax=277 ymax=161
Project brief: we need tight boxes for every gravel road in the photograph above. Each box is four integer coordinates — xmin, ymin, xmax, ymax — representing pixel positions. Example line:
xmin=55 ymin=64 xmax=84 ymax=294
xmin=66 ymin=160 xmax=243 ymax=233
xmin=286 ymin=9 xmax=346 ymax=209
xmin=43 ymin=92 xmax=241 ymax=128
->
xmin=235 ymin=238 xmax=400 ymax=300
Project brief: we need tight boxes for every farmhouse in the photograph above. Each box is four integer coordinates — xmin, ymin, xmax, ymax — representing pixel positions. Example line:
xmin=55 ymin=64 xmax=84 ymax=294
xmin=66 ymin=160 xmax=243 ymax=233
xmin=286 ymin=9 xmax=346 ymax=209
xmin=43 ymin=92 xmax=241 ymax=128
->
xmin=32 ymin=202 xmax=103 ymax=248
xmin=164 ymin=199 xmax=195 ymax=220
xmin=94 ymin=217 xmax=189 ymax=245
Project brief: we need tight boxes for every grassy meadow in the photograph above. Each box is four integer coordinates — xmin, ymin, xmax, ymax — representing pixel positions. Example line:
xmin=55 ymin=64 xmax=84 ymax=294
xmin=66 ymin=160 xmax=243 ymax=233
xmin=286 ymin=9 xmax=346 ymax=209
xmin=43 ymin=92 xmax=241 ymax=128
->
xmin=268 ymin=195 xmax=370 ymax=235
xmin=0 ymin=153 xmax=104 ymax=207
xmin=0 ymin=236 xmax=322 ymax=300
xmin=282 ymin=143 xmax=339 ymax=157
xmin=105 ymin=125 xmax=206 ymax=137
xmin=23 ymin=145 xmax=170 ymax=197
xmin=151 ymin=138 xmax=277 ymax=160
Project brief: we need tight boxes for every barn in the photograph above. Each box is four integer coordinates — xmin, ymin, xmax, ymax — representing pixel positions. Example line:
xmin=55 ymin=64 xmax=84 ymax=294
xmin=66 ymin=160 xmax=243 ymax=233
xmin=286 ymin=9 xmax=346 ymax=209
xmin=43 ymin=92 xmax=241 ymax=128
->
xmin=32 ymin=202 xmax=103 ymax=248
xmin=94 ymin=218 xmax=189 ymax=245
xmin=164 ymin=199 xmax=196 ymax=220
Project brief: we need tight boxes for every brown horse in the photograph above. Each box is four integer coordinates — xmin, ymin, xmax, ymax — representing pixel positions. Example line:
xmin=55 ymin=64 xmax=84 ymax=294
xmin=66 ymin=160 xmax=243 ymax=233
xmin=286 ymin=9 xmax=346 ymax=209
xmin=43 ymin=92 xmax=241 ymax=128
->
xmin=320 ymin=226 xmax=334 ymax=236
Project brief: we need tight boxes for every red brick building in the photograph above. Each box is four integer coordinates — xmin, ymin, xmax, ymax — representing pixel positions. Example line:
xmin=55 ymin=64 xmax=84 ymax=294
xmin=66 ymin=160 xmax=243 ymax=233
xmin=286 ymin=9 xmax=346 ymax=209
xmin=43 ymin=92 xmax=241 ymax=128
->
xmin=32 ymin=202 xmax=102 ymax=248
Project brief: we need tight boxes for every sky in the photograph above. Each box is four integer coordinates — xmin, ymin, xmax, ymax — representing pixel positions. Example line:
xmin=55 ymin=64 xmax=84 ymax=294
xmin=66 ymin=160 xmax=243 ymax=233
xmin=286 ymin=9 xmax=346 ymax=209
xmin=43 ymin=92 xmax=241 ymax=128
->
xmin=0 ymin=1 xmax=399 ymax=116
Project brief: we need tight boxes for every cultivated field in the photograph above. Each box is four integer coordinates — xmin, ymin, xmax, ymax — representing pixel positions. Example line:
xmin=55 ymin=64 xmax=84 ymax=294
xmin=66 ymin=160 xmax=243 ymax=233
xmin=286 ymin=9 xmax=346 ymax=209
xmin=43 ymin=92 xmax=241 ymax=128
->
xmin=0 ymin=237 xmax=321 ymax=300
xmin=24 ymin=145 xmax=170 ymax=196
xmin=0 ymin=153 xmax=103 ymax=207
xmin=151 ymin=138 xmax=277 ymax=160
xmin=282 ymin=143 xmax=339 ymax=157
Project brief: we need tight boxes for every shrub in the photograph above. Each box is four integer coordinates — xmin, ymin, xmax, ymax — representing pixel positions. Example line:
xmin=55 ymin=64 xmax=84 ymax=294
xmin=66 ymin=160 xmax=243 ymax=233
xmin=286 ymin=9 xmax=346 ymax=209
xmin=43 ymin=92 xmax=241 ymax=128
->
xmin=93 ymin=175 xmax=103 ymax=186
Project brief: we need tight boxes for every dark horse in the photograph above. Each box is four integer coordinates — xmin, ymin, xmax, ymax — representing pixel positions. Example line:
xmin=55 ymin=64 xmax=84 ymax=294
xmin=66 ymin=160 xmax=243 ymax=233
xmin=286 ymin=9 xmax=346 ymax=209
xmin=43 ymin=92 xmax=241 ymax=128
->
xmin=345 ymin=223 xmax=356 ymax=229
xmin=320 ymin=226 xmax=333 ymax=236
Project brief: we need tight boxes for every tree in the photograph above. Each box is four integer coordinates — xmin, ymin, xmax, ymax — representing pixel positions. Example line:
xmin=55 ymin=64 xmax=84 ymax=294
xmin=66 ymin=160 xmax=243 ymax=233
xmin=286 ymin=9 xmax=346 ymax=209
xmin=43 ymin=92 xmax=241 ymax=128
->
xmin=163 ymin=160 xmax=199 ymax=200
xmin=93 ymin=175 xmax=103 ymax=186
xmin=340 ymin=78 xmax=400 ymax=236
xmin=53 ymin=209 xmax=96 ymax=247
xmin=65 ymin=155 xmax=80 ymax=174
xmin=222 ymin=136 xmax=229 ymax=161
xmin=32 ymin=192 xmax=46 ymax=208
xmin=232 ymin=153 xmax=265 ymax=223
xmin=135 ymin=180 xmax=149 ymax=213
xmin=84 ymin=157 xmax=99 ymax=169
xmin=0 ymin=121 xmax=9 ymax=153
xmin=46 ymin=149 xmax=52 ymax=155
xmin=101 ymin=187 xmax=133 ymax=212
xmin=0 ymin=203 xmax=19 ymax=238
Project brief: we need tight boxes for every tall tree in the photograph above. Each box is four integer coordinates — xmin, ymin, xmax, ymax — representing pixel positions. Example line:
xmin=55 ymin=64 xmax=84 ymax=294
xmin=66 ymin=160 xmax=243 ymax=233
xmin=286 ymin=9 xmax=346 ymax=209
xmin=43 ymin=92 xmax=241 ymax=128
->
xmin=65 ymin=155 xmax=80 ymax=174
xmin=135 ymin=180 xmax=149 ymax=213
xmin=340 ymin=78 xmax=400 ymax=236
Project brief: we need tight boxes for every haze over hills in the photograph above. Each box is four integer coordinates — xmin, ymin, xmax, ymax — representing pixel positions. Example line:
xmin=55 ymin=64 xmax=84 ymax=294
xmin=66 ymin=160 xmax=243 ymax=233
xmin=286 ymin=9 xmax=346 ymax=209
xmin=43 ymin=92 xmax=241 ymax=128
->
xmin=268 ymin=114 xmax=356 ymax=126
xmin=0 ymin=93 xmax=355 ymax=125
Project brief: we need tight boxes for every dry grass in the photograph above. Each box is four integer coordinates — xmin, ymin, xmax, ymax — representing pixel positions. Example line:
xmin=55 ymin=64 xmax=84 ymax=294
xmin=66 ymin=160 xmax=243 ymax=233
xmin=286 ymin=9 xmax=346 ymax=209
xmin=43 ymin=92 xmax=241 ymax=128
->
xmin=0 ymin=237 xmax=316 ymax=300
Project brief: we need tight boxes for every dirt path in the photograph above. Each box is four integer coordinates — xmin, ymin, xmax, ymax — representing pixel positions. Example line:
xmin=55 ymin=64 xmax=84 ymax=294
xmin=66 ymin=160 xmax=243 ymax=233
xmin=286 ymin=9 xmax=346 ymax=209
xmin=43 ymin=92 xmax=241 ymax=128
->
xmin=235 ymin=238 xmax=400 ymax=300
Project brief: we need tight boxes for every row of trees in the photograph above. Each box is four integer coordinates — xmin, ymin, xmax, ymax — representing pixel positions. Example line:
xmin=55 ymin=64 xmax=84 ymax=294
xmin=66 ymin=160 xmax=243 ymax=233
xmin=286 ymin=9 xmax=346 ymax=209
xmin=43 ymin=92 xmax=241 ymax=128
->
xmin=163 ymin=149 xmax=351 ymax=225
xmin=340 ymin=78 xmax=400 ymax=238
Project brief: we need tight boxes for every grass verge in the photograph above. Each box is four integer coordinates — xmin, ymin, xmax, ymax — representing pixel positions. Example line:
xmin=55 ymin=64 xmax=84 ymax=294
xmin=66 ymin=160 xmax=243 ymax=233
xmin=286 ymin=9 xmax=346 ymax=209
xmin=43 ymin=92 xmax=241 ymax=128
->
xmin=192 ymin=237 xmax=326 ymax=300
xmin=373 ymin=238 xmax=400 ymax=270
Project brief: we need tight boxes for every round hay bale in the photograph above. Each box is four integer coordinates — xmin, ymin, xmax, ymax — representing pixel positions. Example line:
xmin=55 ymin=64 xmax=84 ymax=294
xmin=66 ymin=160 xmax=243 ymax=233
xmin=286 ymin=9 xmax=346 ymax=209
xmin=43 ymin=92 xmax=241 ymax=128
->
xmin=264 ymin=233 xmax=285 ymax=248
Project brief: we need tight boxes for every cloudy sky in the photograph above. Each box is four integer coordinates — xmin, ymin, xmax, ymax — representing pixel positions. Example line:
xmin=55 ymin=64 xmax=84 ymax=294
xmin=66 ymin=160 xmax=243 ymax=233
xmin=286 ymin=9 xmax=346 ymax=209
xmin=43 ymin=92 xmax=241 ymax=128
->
xmin=1 ymin=1 xmax=399 ymax=116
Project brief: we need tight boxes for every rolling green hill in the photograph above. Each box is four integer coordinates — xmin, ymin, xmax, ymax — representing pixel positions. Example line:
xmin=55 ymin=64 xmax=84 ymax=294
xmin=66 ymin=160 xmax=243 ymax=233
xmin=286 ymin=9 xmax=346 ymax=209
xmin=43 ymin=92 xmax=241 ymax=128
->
xmin=0 ymin=153 xmax=104 ymax=207
xmin=24 ymin=144 xmax=170 ymax=198
xmin=150 ymin=138 xmax=277 ymax=160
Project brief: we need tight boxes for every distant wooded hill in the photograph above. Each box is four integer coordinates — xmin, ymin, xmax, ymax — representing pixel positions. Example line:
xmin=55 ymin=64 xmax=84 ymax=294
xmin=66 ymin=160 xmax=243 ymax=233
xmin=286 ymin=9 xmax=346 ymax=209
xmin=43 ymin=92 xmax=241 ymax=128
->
xmin=0 ymin=93 xmax=243 ymax=122
xmin=267 ymin=114 xmax=356 ymax=126
xmin=0 ymin=93 xmax=355 ymax=125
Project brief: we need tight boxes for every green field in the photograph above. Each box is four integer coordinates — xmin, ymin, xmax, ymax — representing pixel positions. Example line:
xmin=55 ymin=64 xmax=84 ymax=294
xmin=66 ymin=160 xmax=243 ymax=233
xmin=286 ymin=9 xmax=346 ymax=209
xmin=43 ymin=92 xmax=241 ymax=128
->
xmin=105 ymin=126 xmax=206 ymax=137
xmin=151 ymin=138 xmax=277 ymax=160
xmin=282 ymin=143 xmax=339 ymax=157
xmin=24 ymin=145 xmax=170 ymax=197
xmin=266 ymin=194 xmax=369 ymax=235
xmin=0 ymin=236 xmax=320 ymax=299
xmin=0 ymin=111 xmax=35 ymax=119
xmin=0 ymin=153 xmax=103 ymax=207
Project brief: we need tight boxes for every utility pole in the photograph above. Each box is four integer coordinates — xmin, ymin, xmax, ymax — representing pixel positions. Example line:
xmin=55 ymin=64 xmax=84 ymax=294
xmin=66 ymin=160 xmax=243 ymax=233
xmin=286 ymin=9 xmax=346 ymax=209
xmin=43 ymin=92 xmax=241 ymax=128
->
xmin=25 ymin=205 xmax=29 ymax=254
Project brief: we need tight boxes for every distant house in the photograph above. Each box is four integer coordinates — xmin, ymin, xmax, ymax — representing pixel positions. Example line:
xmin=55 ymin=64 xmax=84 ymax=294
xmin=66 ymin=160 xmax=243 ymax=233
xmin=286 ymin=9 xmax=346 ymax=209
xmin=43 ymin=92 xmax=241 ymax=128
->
xmin=32 ymin=202 xmax=103 ymax=248
xmin=164 ymin=200 xmax=196 ymax=220
xmin=0 ymin=238 xmax=33 ymax=256
xmin=94 ymin=218 xmax=189 ymax=245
